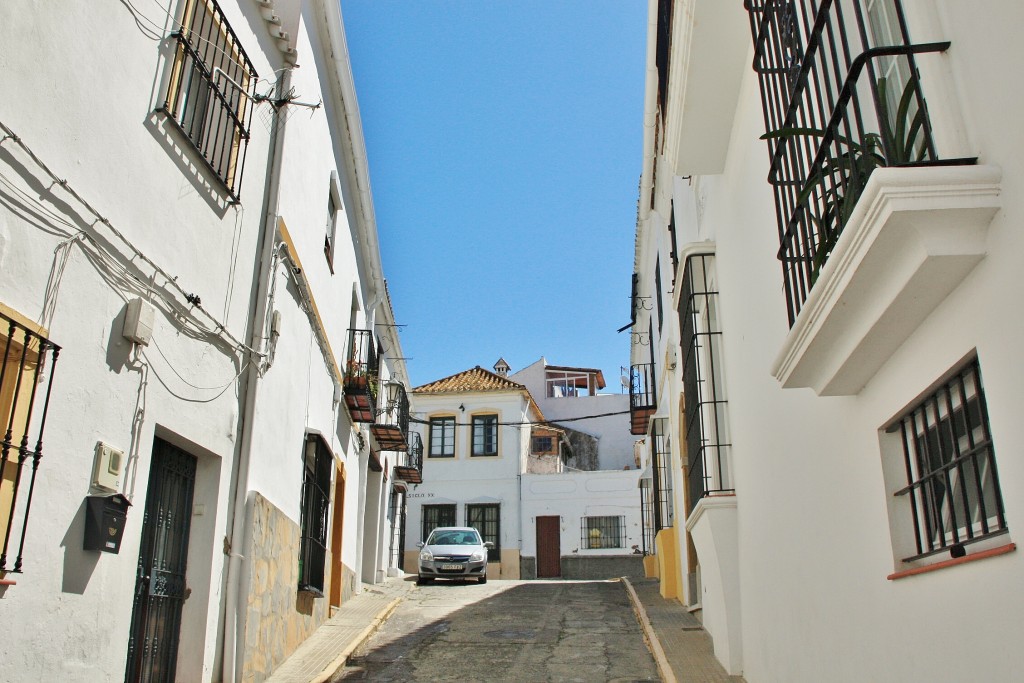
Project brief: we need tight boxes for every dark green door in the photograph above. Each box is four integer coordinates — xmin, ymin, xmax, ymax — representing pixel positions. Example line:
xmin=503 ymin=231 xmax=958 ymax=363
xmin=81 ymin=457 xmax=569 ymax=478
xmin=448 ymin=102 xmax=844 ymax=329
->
xmin=125 ymin=438 xmax=197 ymax=683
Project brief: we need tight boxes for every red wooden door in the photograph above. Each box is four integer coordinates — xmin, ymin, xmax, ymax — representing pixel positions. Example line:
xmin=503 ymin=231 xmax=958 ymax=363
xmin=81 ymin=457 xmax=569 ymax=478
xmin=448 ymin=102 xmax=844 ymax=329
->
xmin=536 ymin=516 xmax=561 ymax=578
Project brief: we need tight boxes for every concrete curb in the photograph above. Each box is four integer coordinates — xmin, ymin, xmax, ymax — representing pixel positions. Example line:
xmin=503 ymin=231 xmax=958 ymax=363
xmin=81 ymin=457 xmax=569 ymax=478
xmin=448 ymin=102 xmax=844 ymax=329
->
xmin=622 ymin=576 xmax=678 ymax=683
xmin=309 ymin=596 xmax=403 ymax=683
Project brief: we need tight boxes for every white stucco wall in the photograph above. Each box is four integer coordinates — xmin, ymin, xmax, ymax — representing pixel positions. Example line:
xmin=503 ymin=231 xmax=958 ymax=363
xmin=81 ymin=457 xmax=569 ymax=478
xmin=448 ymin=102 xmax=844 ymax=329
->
xmin=520 ymin=469 xmax=644 ymax=558
xmin=645 ymin=1 xmax=1024 ymax=681
xmin=511 ymin=359 xmax=636 ymax=470
xmin=0 ymin=1 xmax=404 ymax=680
xmin=0 ymin=0 xmax=278 ymax=678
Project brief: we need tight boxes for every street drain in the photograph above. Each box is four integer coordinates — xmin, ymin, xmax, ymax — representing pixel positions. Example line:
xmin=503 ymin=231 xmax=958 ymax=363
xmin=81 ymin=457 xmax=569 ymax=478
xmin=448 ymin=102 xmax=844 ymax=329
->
xmin=484 ymin=628 xmax=537 ymax=640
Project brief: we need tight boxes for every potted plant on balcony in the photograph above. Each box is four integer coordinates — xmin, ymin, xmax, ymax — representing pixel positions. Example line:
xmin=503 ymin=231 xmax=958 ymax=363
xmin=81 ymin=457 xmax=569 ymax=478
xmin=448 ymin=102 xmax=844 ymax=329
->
xmin=762 ymin=77 xmax=929 ymax=284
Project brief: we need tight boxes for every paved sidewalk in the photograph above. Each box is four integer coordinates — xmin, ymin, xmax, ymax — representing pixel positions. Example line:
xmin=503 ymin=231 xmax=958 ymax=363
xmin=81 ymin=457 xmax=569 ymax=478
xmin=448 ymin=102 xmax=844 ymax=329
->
xmin=624 ymin=577 xmax=747 ymax=683
xmin=265 ymin=574 xmax=743 ymax=683
xmin=265 ymin=576 xmax=414 ymax=683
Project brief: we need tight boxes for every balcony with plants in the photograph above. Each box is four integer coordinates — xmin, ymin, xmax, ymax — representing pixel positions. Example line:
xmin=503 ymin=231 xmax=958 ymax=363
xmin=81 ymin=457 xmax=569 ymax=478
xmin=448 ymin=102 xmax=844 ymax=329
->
xmin=747 ymin=0 xmax=1001 ymax=395
xmin=342 ymin=329 xmax=379 ymax=423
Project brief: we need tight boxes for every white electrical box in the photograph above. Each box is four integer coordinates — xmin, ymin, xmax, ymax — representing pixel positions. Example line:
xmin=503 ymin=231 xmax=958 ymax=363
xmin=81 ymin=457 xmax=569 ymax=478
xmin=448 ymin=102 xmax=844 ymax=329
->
xmin=123 ymin=297 xmax=155 ymax=346
xmin=92 ymin=441 xmax=125 ymax=492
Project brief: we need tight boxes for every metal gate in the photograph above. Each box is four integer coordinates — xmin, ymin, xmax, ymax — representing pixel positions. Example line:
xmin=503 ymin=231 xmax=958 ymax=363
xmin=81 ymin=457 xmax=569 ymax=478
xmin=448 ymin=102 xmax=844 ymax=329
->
xmin=125 ymin=438 xmax=197 ymax=683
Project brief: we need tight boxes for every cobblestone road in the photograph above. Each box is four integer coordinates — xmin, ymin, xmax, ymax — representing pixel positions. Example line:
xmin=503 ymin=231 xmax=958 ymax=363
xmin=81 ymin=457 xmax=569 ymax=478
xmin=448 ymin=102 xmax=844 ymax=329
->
xmin=331 ymin=578 xmax=660 ymax=683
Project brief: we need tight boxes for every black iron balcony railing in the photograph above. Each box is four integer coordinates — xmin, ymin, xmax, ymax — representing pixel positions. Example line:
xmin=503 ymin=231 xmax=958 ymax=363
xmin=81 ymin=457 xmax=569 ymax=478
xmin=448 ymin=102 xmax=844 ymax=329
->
xmin=343 ymin=329 xmax=379 ymax=423
xmin=1 ymin=314 xmax=60 ymax=574
xmin=163 ymin=0 xmax=258 ymax=200
xmin=394 ymin=431 xmax=423 ymax=484
xmin=629 ymin=362 xmax=657 ymax=435
xmin=679 ymin=254 xmax=733 ymax=513
xmin=370 ymin=381 xmax=409 ymax=452
xmin=746 ymin=0 xmax=973 ymax=325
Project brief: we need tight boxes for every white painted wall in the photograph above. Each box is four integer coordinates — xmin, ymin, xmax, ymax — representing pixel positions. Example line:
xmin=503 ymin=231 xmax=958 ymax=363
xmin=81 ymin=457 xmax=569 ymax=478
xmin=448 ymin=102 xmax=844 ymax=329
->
xmin=0 ymin=1 xmax=406 ymax=680
xmin=0 ymin=1 xmax=277 ymax=679
xmin=520 ymin=470 xmax=644 ymax=558
xmin=511 ymin=358 xmax=636 ymax=470
xmin=405 ymin=390 xmax=531 ymax=568
xmin=639 ymin=1 xmax=1024 ymax=680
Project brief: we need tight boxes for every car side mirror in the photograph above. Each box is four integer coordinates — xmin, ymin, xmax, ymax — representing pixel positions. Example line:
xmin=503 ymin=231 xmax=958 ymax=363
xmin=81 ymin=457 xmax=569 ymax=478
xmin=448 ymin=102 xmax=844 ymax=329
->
xmin=483 ymin=542 xmax=494 ymax=549
xmin=417 ymin=542 xmax=424 ymax=548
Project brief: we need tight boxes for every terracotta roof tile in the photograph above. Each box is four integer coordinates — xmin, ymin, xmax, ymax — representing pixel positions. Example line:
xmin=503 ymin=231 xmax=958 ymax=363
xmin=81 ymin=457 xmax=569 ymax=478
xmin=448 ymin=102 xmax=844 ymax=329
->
xmin=412 ymin=366 xmax=526 ymax=394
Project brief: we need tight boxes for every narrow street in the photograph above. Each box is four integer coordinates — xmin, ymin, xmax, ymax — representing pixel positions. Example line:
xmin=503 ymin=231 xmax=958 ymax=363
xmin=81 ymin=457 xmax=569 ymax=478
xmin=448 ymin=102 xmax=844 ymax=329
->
xmin=332 ymin=578 xmax=660 ymax=682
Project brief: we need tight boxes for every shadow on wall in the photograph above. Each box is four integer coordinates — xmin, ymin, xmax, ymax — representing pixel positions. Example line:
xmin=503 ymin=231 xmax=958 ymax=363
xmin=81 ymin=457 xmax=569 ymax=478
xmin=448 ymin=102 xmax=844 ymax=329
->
xmin=60 ymin=497 xmax=102 ymax=594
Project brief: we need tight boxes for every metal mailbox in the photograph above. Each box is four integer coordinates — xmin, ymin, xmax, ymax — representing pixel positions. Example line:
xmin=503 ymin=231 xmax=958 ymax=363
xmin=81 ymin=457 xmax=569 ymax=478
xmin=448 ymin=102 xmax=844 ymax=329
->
xmin=83 ymin=492 xmax=131 ymax=554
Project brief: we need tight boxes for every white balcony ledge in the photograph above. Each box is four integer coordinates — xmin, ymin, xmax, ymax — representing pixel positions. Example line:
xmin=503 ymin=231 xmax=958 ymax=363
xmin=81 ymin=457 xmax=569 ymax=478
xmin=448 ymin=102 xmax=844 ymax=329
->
xmin=772 ymin=165 xmax=1002 ymax=396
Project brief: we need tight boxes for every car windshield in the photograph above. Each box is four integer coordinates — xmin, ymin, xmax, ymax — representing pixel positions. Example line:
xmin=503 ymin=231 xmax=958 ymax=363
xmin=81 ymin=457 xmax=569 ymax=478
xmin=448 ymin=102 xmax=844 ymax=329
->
xmin=428 ymin=531 xmax=479 ymax=546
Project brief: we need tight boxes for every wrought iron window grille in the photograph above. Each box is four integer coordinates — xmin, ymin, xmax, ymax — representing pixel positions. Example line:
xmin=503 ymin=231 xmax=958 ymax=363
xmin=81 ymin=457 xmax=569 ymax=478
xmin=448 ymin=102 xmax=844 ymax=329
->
xmin=421 ymin=504 xmax=456 ymax=542
xmin=162 ymin=0 xmax=258 ymax=201
xmin=298 ymin=434 xmax=332 ymax=595
xmin=582 ymin=516 xmax=626 ymax=550
xmin=745 ymin=0 xmax=974 ymax=325
xmin=679 ymin=254 xmax=732 ymax=514
xmin=467 ymin=503 xmax=500 ymax=562
xmin=651 ymin=418 xmax=674 ymax=530
xmin=891 ymin=358 xmax=1007 ymax=562
xmin=0 ymin=314 xmax=60 ymax=574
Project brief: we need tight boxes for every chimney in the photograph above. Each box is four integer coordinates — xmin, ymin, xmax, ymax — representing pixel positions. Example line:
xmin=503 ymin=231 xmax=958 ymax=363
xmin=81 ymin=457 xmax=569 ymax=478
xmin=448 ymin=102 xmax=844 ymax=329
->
xmin=493 ymin=357 xmax=511 ymax=377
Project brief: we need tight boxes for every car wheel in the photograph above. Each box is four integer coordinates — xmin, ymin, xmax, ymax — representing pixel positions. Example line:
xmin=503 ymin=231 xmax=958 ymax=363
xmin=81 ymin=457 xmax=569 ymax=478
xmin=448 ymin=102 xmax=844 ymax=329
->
xmin=417 ymin=575 xmax=432 ymax=585
xmin=478 ymin=573 xmax=487 ymax=585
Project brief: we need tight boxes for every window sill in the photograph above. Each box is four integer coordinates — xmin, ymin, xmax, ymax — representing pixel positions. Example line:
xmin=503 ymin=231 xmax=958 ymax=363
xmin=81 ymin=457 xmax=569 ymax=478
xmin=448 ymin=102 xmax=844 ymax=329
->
xmin=887 ymin=542 xmax=1016 ymax=581
xmin=771 ymin=165 xmax=1002 ymax=396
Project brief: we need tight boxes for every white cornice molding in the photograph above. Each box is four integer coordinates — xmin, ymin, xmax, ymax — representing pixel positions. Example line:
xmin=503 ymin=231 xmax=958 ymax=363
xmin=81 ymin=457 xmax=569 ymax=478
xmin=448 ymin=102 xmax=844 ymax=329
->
xmin=772 ymin=164 xmax=1002 ymax=396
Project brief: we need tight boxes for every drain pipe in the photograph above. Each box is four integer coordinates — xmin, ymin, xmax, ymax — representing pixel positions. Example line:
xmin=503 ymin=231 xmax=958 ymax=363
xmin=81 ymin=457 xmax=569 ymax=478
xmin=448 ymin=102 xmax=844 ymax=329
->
xmin=221 ymin=66 xmax=293 ymax=683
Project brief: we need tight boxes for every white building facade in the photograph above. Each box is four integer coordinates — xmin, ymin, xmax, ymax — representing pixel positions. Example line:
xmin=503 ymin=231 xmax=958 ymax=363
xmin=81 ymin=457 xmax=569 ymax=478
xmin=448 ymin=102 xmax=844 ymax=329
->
xmin=408 ymin=362 xmax=644 ymax=580
xmin=0 ymin=2 xmax=410 ymax=681
xmin=629 ymin=1 xmax=1024 ymax=681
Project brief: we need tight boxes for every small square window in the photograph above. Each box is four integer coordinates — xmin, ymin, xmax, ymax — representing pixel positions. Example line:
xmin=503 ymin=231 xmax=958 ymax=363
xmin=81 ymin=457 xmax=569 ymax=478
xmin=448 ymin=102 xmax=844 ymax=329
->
xmin=886 ymin=357 xmax=1008 ymax=563
xmin=532 ymin=436 xmax=554 ymax=455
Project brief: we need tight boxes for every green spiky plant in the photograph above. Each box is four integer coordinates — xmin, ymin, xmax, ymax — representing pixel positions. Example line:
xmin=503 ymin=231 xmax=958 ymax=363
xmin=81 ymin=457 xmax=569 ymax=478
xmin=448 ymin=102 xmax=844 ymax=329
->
xmin=762 ymin=76 xmax=930 ymax=284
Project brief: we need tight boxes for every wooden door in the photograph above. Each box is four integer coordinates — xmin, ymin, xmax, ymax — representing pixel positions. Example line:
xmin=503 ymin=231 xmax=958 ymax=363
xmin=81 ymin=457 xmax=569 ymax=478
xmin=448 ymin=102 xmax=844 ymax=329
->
xmin=536 ymin=516 xmax=561 ymax=578
xmin=329 ymin=464 xmax=346 ymax=609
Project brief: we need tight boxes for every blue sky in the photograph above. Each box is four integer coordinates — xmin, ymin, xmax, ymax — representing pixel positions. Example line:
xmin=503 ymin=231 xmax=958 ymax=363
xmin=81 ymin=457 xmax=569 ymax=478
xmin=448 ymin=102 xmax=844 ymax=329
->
xmin=340 ymin=1 xmax=647 ymax=389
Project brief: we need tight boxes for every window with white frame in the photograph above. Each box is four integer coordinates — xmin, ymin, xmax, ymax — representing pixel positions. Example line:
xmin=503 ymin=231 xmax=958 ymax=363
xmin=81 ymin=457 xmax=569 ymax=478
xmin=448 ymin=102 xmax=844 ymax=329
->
xmin=888 ymin=357 xmax=1007 ymax=562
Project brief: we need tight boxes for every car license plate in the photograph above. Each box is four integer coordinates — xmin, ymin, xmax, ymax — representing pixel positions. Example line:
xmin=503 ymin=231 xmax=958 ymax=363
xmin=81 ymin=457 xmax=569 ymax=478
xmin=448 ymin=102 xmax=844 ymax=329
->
xmin=441 ymin=564 xmax=463 ymax=570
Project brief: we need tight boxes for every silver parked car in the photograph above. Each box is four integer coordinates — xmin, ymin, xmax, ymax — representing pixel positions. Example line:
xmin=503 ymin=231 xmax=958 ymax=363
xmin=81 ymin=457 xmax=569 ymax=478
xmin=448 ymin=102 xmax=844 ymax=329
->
xmin=417 ymin=526 xmax=492 ymax=585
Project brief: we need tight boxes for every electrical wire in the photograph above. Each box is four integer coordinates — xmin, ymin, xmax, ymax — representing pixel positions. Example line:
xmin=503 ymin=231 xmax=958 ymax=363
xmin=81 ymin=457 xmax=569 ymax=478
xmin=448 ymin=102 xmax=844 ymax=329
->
xmin=0 ymin=119 xmax=261 ymax=361
xmin=407 ymin=409 xmax=632 ymax=428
